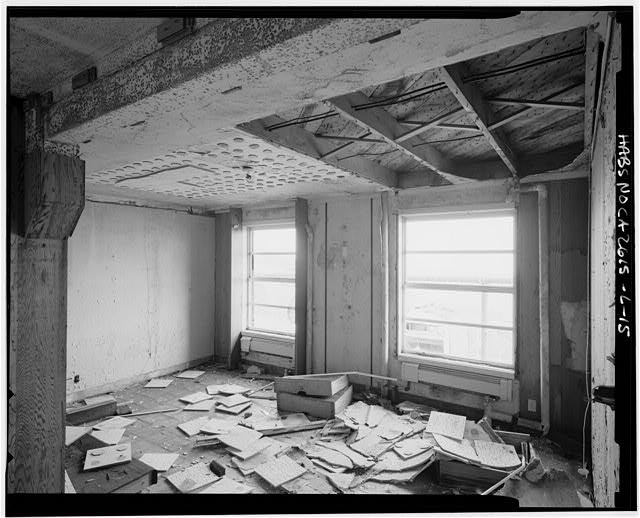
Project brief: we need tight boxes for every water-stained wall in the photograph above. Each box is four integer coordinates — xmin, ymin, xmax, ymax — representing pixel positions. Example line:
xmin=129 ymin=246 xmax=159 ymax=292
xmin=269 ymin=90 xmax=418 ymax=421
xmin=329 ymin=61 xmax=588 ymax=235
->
xmin=66 ymin=202 xmax=216 ymax=400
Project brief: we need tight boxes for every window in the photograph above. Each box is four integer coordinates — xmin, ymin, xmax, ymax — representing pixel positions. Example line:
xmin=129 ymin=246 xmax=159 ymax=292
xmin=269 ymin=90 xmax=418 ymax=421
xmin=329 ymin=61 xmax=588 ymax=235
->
xmin=399 ymin=209 xmax=515 ymax=369
xmin=246 ymin=224 xmax=296 ymax=336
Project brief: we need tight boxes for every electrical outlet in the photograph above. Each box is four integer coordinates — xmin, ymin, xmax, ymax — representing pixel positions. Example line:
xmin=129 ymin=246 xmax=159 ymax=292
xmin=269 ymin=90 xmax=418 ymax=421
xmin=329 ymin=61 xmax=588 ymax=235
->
xmin=528 ymin=399 xmax=537 ymax=412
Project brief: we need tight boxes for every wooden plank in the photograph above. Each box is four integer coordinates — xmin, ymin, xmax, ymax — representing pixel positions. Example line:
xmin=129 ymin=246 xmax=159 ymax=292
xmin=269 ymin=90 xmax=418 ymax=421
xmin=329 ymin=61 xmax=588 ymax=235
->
xmin=277 ymin=385 xmax=353 ymax=419
xmin=326 ymin=91 xmax=469 ymax=185
xmin=440 ymin=64 xmax=519 ymax=177
xmin=12 ymin=238 xmax=67 ymax=493
xmin=275 ymin=374 xmax=348 ymax=397
xmin=237 ymin=118 xmax=397 ymax=189
xmin=23 ymin=151 xmax=85 ymax=239
xmin=295 ymin=198 xmax=308 ymax=374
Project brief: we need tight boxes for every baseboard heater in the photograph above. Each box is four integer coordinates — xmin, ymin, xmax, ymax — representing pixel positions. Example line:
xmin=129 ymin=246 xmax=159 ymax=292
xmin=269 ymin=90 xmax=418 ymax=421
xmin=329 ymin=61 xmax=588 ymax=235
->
xmin=401 ymin=361 xmax=513 ymax=401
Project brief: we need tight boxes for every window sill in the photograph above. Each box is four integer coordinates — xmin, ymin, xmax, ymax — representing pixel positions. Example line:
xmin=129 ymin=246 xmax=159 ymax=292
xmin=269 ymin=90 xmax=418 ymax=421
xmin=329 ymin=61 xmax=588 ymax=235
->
xmin=398 ymin=352 xmax=515 ymax=380
xmin=241 ymin=330 xmax=295 ymax=343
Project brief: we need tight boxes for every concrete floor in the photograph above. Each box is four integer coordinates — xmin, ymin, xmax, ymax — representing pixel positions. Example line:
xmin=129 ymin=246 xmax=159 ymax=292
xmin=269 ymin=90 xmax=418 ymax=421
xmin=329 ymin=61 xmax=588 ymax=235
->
xmin=67 ymin=361 xmax=594 ymax=506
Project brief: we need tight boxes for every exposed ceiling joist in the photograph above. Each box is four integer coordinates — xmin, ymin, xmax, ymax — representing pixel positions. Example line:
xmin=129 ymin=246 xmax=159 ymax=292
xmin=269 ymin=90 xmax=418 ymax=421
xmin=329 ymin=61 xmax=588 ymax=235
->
xmin=488 ymin=82 xmax=583 ymax=130
xmin=488 ymin=98 xmax=585 ymax=110
xmin=326 ymin=91 xmax=473 ymax=184
xmin=436 ymin=123 xmax=480 ymax=132
xmin=395 ymin=107 xmax=466 ymax=142
xmin=440 ymin=64 xmax=519 ymax=177
xmin=236 ymin=117 xmax=401 ymax=189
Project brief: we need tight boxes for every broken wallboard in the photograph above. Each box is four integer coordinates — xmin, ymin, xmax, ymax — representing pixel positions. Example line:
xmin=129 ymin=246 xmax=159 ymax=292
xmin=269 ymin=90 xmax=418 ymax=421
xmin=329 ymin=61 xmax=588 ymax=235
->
xmin=277 ymin=385 xmax=353 ymax=419
xmin=166 ymin=462 xmax=219 ymax=493
xmin=178 ymin=416 xmax=210 ymax=437
xmin=433 ymin=434 xmax=481 ymax=463
xmin=473 ymin=440 xmax=521 ymax=470
xmin=65 ymin=426 xmax=91 ymax=446
xmin=200 ymin=417 xmax=237 ymax=435
xmin=218 ymin=393 xmax=251 ymax=408
xmin=93 ymin=416 xmax=135 ymax=430
xmin=216 ymin=401 xmax=252 ymax=415
xmin=425 ymin=411 xmax=466 ymax=440
xmin=227 ymin=436 xmax=275 ymax=461
xmin=217 ymin=383 xmax=251 ymax=395
xmin=144 ymin=378 xmax=173 ymax=388
xmin=184 ymin=399 xmax=217 ymax=411
xmin=197 ymin=476 xmax=253 ymax=494
xmin=217 ymin=425 xmax=263 ymax=451
xmin=275 ymin=374 xmax=349 ymax=397
xmin=175 ymin=370 xmax=205 ymax=379
xmin=83 ymin=443 xmax=131 ymax=471
xmin=90 ymin=428 xmax=125 ymax=445
xmin=254 ymin=455 xmax=307 ymax=488
xmin=139 ymin=453 xmax=179 ymax=472
xmin=179 ymin=392 xmax=213 ymax=404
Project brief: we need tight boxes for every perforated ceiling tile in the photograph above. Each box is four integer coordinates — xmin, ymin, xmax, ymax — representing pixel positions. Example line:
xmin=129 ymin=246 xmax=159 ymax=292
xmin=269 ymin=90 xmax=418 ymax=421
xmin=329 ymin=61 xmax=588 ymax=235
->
xmin=86 ymin=129 xmax=385 ymax=208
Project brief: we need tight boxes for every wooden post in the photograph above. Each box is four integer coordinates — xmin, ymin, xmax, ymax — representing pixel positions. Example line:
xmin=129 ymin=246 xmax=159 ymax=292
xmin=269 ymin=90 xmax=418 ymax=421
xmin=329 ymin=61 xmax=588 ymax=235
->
xmin=8 ymin=96 xmax=85 ymax=493
xmin=295 ymin=198 xmax=308 ymax=374
xmin=214 ymin=208 xmax=243 ymax=368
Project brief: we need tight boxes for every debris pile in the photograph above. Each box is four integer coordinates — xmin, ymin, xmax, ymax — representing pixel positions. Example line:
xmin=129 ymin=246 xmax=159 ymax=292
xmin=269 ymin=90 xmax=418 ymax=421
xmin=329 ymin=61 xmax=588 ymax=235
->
xmin=65 ymin=368 xmax=538 ymax=496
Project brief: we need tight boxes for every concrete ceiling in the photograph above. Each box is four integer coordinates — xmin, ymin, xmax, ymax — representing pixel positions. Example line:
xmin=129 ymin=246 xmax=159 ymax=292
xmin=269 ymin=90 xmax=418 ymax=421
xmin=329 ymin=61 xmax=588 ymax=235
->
xmin=10 ymin=17 xmax=164 ymax=97
xmin=10 ymin=13 xmax=606 ymax=212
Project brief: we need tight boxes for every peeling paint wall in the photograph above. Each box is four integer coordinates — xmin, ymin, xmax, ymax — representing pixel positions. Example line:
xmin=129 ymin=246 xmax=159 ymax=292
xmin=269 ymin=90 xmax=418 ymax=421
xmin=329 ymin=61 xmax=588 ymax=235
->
xmin=308 ymin=195 xmax=383 ymax=375
xmin=548 ymin=178 xmax=590 ymax=446
xmin=66 ymin=202 xmax=215 ymax=399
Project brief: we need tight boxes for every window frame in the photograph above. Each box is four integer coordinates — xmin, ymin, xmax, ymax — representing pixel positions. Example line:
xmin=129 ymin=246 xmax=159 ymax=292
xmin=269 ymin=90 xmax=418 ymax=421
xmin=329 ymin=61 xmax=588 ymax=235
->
xmin=397 ymin=206 xmax=517 ymax=373
xmin=244 ymin=220 xmax=296 ymax=337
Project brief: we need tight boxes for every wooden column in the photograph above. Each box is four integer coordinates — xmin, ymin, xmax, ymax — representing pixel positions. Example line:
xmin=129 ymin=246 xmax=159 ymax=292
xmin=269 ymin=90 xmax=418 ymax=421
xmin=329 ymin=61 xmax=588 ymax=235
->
xmin=294 ymin=198 xmax=308 ymax=374
xmin=8 ymin=96 xmax=85 ymax=493
xmin=214 ymin=208 xmax=243 ymax=368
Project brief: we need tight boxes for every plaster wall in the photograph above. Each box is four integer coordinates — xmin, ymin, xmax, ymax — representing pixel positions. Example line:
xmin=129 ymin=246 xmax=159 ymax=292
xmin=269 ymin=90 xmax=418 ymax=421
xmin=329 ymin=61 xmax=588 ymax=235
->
xmin=66 ymin=202 xmax=215 ymax=399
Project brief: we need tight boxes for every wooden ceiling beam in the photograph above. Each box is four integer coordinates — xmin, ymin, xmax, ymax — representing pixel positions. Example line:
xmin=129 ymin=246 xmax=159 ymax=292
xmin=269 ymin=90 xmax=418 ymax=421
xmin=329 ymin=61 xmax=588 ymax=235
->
xmin=236 ymin=117 xmax=401 ymax=189
xmin=326 ymin=91 xmax=473 ymax=184
xmin=488 ymin=98 xmax=585 ymax=111
xmin=440 ymin=64 xmax=520 ymax=178
xmin=584 ymin=27 xmax=601 ymax=146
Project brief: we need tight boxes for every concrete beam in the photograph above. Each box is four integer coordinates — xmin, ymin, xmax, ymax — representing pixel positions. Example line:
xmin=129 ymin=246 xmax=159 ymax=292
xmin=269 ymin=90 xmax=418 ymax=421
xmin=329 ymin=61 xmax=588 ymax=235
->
xmin=326 ymin=91 xmax=470 ymax=184
xmin=46 ymin=12 xmax=604 ymax=175
xmin=440 ymin=64 xmax=520 ymax=177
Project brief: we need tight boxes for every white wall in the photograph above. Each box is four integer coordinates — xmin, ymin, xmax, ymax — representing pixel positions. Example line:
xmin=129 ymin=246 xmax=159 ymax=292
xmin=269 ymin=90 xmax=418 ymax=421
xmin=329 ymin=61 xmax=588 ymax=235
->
xmin=66 ymin=202 xmax=215 ymax=399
